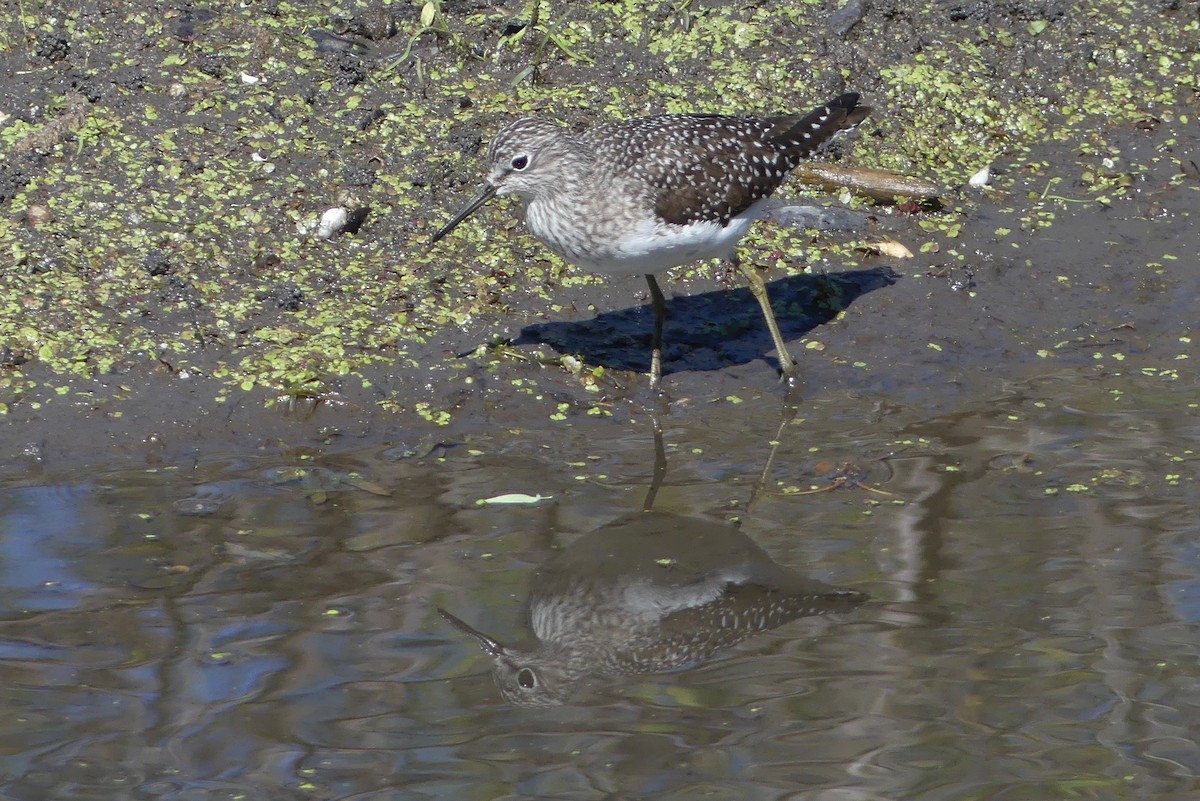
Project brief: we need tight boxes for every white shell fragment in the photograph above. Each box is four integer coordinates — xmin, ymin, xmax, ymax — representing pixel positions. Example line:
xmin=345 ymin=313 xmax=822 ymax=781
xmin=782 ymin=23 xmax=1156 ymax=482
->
xmin=968 ymin=166 xmax=991 ymax=189
xmin=872 ymin=239 xmax=914 ymax=259
xmin=315 ymin=207 xmax=350 ymax=240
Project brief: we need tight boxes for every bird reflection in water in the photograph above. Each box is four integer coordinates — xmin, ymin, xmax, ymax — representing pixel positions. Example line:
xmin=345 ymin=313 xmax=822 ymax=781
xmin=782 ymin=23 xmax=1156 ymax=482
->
xmin=439 ymin=510 xmax=867 ymax=706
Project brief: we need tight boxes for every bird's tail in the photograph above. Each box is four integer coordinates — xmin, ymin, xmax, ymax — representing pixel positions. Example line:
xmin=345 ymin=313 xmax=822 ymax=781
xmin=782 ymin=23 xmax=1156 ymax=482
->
xmin=769 ymin=92 xmax=872 ymax=162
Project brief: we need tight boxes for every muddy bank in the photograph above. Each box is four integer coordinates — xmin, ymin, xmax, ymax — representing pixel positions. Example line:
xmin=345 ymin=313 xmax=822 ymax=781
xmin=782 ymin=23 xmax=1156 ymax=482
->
xmin=0 ymin=0 xmax=1197 ymax=466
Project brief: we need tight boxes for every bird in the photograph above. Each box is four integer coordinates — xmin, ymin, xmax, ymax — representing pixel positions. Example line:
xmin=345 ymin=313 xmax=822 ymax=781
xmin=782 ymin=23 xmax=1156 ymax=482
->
xmin=429 ymin=92 xmax=872 ymax=388
xmin=438 ymin=511 xmax=868 ymax=705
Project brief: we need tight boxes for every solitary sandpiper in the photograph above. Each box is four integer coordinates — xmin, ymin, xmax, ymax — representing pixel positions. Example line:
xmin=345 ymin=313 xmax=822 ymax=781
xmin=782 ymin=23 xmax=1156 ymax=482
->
xmin=430 ymin=92 xmax=871 ymax=387
xmin=439 ymin=511 xmax=868 ymax=705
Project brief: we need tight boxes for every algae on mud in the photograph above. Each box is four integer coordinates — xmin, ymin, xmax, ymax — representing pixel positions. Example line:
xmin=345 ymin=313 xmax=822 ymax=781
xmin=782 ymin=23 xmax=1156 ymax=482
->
xmin=0 ymin=0 xmax=1196 ymax=457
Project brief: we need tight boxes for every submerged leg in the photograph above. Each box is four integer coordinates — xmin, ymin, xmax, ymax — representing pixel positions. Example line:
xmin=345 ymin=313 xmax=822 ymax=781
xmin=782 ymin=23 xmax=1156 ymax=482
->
xmin=732 ymin=255 xmax=798 ymax=382
xmin=644 ymin=273 xmax=666 ymax=389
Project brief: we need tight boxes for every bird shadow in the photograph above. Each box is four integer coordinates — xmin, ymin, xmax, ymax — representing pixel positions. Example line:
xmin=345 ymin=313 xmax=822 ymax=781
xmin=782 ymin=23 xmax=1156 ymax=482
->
xmin=513 ymin=266 xmax=900 ymax=375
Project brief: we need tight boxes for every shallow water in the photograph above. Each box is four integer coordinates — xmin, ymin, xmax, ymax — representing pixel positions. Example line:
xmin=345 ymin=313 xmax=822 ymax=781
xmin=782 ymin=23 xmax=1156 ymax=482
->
xmin=3 ymin=361 xmax=1199 ymax=799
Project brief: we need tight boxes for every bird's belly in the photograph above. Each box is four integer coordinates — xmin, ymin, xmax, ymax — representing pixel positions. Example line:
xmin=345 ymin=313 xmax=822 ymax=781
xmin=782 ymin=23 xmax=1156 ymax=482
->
xmin=527 ymin=203 xmax=755 ymax=276
xmin=600 ymin=217 xmax=753 ymax=275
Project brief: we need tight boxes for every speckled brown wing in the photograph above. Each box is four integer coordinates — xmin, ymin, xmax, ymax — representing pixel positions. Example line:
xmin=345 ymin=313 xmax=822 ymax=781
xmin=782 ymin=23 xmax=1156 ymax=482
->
xmin=587 ymin=93 xmax=870 ymax=228
xmin=606 ymin=583 xmax=869 ymax=674
xmin=659 ymin=116 xmax=797 ymax=227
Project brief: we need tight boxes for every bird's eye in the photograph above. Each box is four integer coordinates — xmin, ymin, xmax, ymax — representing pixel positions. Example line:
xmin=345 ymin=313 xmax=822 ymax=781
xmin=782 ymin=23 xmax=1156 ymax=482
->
xmin=517 ymin=668 xmax=536 ymax=689
xmin=510 ymin=155 xmax=529 ymax=171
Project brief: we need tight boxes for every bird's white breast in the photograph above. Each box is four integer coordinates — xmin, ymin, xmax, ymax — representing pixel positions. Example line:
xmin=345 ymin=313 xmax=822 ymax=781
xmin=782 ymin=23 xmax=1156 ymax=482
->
xmin=525 ymin=197 xmax=762 ymax=276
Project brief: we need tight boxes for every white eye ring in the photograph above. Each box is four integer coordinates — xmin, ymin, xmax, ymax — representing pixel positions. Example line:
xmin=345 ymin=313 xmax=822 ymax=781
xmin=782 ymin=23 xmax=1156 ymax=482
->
xmin=511 ymin=155 xmax=529 ymax=170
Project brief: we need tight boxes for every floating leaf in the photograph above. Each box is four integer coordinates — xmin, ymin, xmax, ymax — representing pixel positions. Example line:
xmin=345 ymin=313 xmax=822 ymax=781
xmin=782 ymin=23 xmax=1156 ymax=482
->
xmin=477 ymin=493 xmax=553 ymax=506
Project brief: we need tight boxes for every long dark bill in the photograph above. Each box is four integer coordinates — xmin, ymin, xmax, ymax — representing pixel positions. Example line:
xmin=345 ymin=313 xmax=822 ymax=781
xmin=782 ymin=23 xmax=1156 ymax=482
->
xmin=428 ymin=183 xmax=497 ymax=245
xmin=437 ymin=607 xmax=506 ymax=657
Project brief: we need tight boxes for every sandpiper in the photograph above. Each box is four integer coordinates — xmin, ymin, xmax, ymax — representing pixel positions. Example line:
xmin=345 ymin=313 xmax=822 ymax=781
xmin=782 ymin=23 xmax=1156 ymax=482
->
xmin=430 ymin=92 xmax=871 ymax=387
xmin=439 ymin=511 xmax=868 ymax=705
